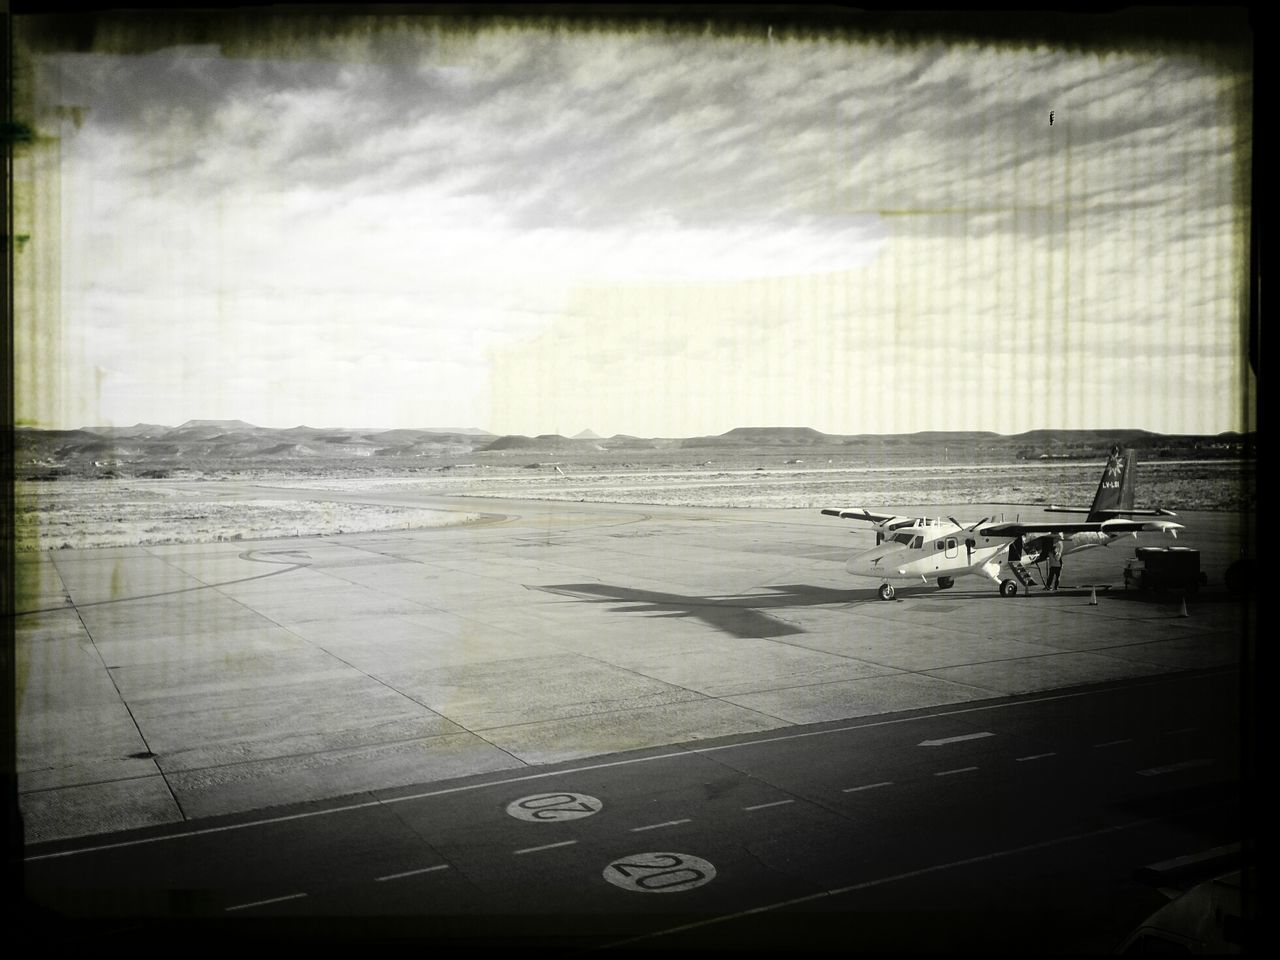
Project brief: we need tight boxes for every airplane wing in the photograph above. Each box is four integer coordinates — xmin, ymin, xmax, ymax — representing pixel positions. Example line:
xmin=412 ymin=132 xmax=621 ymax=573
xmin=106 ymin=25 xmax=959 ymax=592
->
xmin=980 ymin=517 xmax=1183 ymax=537
xmin=821 ymin=508 xmax=914 ymax=527
xmin=1044 ymin=506 xmax=1179 ymax=517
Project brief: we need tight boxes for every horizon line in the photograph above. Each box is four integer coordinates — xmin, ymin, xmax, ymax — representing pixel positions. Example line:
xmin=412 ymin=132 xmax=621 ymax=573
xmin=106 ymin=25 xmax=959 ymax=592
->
xmin=14 ymin=422 xmax=1254 ymax=440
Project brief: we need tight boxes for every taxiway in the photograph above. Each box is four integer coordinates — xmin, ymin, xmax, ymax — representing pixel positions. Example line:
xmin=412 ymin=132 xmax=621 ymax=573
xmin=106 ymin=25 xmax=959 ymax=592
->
xmin=14 ymin=494 xmax=1250 ymax=845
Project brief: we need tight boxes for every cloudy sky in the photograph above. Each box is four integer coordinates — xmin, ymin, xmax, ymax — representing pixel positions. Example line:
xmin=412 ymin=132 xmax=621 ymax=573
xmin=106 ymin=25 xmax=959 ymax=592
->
xmin=14 ymin=15 xmax=1254 ymax=437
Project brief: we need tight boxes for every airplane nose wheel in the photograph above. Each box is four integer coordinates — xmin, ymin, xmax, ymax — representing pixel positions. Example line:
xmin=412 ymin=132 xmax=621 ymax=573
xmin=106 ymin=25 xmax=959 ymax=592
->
xmin=878 ymin=583 xmax=896 ymax=601
xmin=999 ymin=579 xmax=1018 ymax=597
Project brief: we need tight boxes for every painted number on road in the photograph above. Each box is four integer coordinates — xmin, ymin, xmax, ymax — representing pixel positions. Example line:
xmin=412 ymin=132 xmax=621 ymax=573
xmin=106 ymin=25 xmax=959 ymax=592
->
xmin=603 ymin=852 xmax=716 ymax=893
xmin=507 ymin=792 xmax=602 ymax=822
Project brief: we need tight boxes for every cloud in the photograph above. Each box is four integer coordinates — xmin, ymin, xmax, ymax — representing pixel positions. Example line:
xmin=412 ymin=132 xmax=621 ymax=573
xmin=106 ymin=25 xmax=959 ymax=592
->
xmin=19 ymin=21 xmax=1251 ymax=434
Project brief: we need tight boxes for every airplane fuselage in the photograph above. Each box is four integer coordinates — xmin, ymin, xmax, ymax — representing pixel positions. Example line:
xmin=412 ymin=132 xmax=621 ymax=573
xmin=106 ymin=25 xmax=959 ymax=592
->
xmin=845 ymin=527 xmax=1123 ymax=586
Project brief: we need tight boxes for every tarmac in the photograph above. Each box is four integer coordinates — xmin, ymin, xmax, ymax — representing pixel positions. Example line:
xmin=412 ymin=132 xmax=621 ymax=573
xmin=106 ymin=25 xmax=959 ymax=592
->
xmin=13 ymin=496 xmax=1252 ymax=844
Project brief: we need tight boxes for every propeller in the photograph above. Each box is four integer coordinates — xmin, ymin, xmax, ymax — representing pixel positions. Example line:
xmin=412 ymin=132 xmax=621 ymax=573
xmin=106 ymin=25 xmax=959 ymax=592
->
xmin=948 ymin=516 xmax=991 ymax=566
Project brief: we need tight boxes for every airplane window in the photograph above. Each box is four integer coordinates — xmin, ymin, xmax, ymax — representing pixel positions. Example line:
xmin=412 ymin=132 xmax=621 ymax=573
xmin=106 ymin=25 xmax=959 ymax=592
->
xmin=893 ymin=533 xmax=914 ymax=545
xmin=935 ymin=541 xmax=944 ymax=550
xmin=911 ymin=536 xmax=923 ymax=549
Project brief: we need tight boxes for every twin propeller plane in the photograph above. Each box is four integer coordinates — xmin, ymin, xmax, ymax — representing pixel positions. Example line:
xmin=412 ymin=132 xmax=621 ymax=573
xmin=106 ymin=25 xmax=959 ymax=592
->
xmin=822 ymin=447 xmax=1183 ymax=600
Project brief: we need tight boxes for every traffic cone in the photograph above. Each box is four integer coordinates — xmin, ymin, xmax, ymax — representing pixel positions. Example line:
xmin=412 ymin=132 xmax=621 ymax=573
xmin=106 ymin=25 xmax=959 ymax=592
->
xmin=1178 ymin=595 xmax=1189 ymax=617
xmin=1089 ymin=586 xmax=1098 ymax=606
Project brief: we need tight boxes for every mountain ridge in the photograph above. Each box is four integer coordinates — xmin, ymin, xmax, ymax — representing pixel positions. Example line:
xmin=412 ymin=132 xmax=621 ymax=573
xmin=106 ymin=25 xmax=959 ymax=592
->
xmin=15 ymin=423 xmax=1253 ymax=480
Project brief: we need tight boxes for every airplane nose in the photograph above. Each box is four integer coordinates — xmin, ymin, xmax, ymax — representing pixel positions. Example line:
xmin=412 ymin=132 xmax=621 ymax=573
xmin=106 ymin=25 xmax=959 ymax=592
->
xmin=847 ymin=550 xmax=881 ymax=574
xmin=848 ymin=548 xmax=887 ymax=574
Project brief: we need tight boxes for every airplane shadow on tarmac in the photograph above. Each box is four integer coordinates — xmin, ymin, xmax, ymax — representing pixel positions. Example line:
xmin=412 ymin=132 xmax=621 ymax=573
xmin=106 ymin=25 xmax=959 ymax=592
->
xmin=531 ymin=582 xmax=999 ymax=639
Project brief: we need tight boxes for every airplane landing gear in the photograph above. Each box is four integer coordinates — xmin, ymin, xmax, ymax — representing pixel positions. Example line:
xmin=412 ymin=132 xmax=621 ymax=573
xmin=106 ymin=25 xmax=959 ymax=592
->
xmin=937 ymin=577 xmax=954 ymax=590
xmin=999 ymin=579 xmax=1018 ymax=597
xmin=878 ymin=583 xmax=896 ymax=601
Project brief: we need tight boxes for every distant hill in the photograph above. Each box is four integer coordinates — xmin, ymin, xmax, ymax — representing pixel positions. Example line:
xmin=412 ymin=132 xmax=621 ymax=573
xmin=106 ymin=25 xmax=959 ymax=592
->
xmin=14 ymin=422 xmax=1254 ymax=480
xmin=602 ymin=435 xmax=659 ymax=450
xmin=482 ymin=434 xmax=606 ymax=453
xmin=84 ymin=423 xmax=171 ymax=438
xmin=176 ymin=419 xmax=259 ymax=431
xmin=15 ymin=422 xmax=494 ymax=475
xmin=903 ymin=431 xmax=1003 ymax=443
xmin=404 ymin=427 xmax=493 ymax=436
xmin=1010 ymin=428 xmax=1156 ymax=445
xmin=682 ymin=426 xmax=830 ymax=447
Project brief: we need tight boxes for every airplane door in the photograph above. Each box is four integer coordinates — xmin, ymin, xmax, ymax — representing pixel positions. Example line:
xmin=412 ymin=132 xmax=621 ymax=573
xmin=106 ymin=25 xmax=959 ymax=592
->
xmin=945 ymin=538 xmax=958 ymax=559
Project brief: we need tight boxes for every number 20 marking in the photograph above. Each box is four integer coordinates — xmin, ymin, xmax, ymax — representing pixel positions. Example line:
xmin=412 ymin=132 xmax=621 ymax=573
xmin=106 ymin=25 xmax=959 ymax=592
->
xmin=603 ymin=852 xmax=717 ymax=893
xmin=506 ymin=792 xmax=602 ymax=822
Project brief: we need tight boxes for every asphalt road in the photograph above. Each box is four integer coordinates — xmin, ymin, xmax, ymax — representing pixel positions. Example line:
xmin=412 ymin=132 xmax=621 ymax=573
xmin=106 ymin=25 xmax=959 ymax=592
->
xmin=21 ymin=667 xmax=1245 ymax=952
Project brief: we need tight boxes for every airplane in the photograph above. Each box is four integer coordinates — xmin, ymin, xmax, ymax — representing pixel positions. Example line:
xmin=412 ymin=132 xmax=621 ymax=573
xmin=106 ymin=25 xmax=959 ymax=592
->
xmin=821 ymin=446 xmax=1184 ymax=600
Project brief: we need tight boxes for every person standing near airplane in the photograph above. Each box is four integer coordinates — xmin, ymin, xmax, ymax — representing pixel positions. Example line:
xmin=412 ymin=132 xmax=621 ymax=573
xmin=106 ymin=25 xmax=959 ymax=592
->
xmin=1045 ymin=536 xmax=1064 ymax=591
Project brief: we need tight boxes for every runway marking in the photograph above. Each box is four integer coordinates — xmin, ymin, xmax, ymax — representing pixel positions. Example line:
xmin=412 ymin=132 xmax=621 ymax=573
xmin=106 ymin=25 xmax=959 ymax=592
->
xmin=507 ymin=792 xmax=602 ymax=822
xmin=1093 ymin=739 xmax=1133 ymax=748
xmin=1015 ymin=752 xmax=1057 ymax=762
xmin=1137 ymin=759 xmax=1213 ymax=777
xmin=743 ymin=800 xmax=794 ymax=811
xmin=599 ymin=810 xmax=1214 ymax=949
xmin=375 ymin=865 xmax=450 ymax=882
xmin=630 ymin=819 xmax=692 ymax=832
xmin=842 ymin=781 xmax=893 ymax=793
xmin=224 ymin=892 xmax=307 ymax=912
xmin=25 ymin=672 xmax=1231 ymax=862
xmin=1139 ymin=842 xmax=1240 ymax=876
xmin=918 ymin=732 xmax=994 ymax=747
xmin=25 ymin=555 xmax=310 ymax=615
xmin=603 ymin=853 xmax=716 ymax=894
xmin=514 ymin=840 xmax=579 ymax=855
xmin=933 ymin=766 xmax=979 ymax=777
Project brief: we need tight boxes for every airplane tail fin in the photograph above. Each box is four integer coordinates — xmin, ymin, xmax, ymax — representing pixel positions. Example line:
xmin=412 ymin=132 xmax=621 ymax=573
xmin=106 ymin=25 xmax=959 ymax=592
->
xmin=1087 ymin=446 xmax=1136 ymax=521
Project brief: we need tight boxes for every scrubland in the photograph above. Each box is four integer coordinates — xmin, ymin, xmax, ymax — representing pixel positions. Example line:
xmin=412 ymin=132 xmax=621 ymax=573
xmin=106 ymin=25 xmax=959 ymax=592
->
xmin=14 ymin=455 xmax=1251 ymax=551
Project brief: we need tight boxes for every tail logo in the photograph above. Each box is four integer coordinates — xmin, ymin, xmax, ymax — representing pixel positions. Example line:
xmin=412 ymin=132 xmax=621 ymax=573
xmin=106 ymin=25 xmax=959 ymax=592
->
xmin=1101 ymin=448 xmax=1125 ymax=490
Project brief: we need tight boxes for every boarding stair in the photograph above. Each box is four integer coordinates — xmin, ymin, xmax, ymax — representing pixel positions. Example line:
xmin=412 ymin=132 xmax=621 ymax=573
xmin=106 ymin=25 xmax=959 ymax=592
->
xmin=1008 ymin=560 xmax=1039 ymax=588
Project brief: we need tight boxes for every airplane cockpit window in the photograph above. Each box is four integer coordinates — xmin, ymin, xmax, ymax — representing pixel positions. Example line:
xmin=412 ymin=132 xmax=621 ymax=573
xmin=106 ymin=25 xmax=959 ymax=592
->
xmin=892 ymin=533 xmax=915 ymax=546
xmin=911 ymin=536 xmax=923 ymax=549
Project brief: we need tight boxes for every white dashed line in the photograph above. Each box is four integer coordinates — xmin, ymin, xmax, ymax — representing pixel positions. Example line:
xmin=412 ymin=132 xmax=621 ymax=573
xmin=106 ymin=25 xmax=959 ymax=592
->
xmin=934 ymin=766 xmax=979 ymax=777
xmin=1092 ymin=739 xmax=1133 ymax=748
xmin=375 ymin=864 xmax=450 ymax=882
xmin=513 ymin=840 xmax=579 ymax=855
xmin=27 ymin=675 xmax=1222 ymax=863
xmin=842 ymin=781 xmax=893 ymax=793
xmin=918 ymin=732 xmax=995 ymax=747
xmin=743 ymin=800 xmax=794 ymax=811
xmin=225 ymin=892 xmax=307 ymax=912
xmin=1137 ymin=759 xmax=1213 ymax=777
xmin=1015 ymin=753 xmax=1057 ymax=762
xmin=600 ymin=811 xmax=1194 ymax=949
xmin=630 ymin=819 xmax=692 ymax=832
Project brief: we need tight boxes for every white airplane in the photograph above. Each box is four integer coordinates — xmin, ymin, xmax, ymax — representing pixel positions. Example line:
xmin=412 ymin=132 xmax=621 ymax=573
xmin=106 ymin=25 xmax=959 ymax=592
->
xmin=822 ymin=446 xmax=1184 ymax=600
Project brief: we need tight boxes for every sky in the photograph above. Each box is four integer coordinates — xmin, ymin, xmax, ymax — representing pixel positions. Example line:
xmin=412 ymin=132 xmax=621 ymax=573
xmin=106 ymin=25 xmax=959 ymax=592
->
xmin=13 ymin=14 xmax=1255 ymax=437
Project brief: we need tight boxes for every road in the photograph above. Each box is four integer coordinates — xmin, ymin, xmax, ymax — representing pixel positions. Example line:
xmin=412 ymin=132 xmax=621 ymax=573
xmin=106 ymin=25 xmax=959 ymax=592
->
xmin=22 ymin=668 xmax=1244 ymax=952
